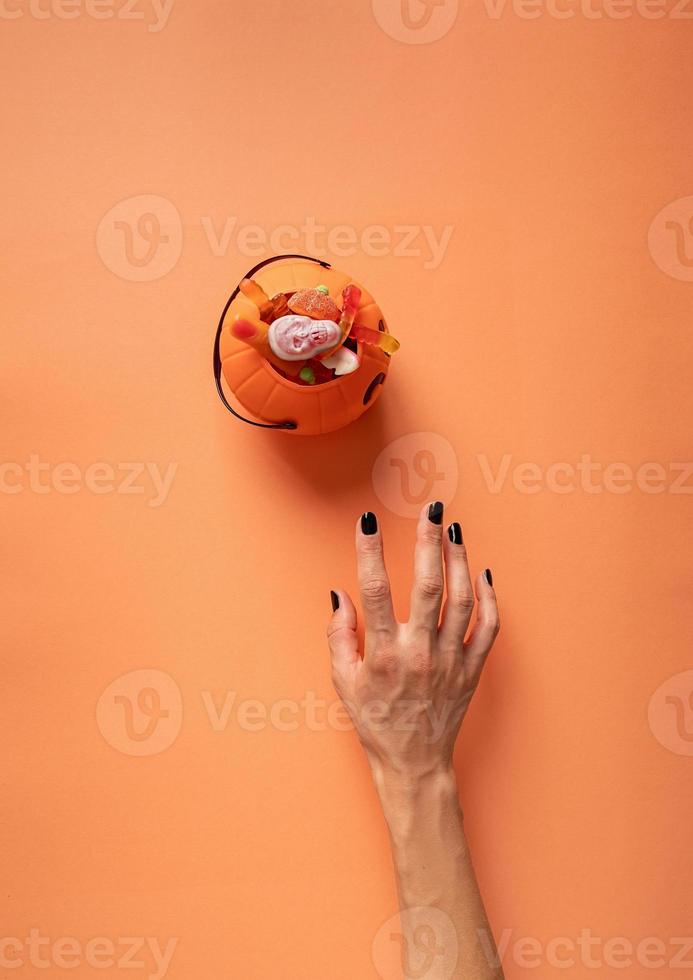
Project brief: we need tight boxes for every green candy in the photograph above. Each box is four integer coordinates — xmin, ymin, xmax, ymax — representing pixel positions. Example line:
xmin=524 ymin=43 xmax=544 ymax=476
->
xmin=316 ymin=285 xmax=329 ymax=295
xmin=299 ymin=366 xmax=316 ymax=385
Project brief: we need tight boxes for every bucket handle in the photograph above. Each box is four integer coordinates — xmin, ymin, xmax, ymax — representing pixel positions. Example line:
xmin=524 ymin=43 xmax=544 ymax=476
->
xmin=213 ymin=253 xmax=332 ymax=430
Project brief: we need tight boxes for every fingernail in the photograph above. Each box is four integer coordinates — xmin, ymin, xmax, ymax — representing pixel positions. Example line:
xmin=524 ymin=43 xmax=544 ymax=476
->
xmin=361 ymin=511 xmax=378 ymax=535
xmin=428 ymin=501 xmax=444 ymax=525
xmin=330 ymin=590 xmax=340 ymax=611
xmin=448 ymin=522 xmax=462 ymax=544
xmin=484 ymin=568 xmax=494 ymax=587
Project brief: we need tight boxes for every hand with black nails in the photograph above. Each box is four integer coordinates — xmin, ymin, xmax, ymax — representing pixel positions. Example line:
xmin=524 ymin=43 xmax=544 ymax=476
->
xmin=327 ymin=503 xmax=503 ymax=980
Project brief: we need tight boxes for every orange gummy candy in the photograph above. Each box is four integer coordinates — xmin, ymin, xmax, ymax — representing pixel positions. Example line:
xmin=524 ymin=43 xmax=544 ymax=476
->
xmin=288 ymin=287 xmax=340 ymax=322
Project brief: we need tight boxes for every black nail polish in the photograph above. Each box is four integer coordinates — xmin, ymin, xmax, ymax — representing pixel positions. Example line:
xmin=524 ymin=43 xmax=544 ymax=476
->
xmin=484 ymin=568 xmax=493 ymax=587
xmin=361 ymin=511 xmax=378 ymax=535
xmin=330 ymin=590 xmax=340 ymax=611
xmin=428 ymin=501 xmax=444 ymax=525
xmin=448 ymin=522 xmax=462 ymax=544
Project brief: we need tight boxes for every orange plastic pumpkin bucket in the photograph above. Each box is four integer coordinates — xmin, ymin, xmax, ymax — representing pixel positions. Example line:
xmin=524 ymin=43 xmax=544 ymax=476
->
xmin=213 ymin=255 xmax=393 ymax=435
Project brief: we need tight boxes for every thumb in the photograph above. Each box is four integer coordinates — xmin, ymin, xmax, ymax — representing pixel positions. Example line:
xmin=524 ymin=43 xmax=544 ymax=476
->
xmin=327 ymin=589 xmax=359 ymax=677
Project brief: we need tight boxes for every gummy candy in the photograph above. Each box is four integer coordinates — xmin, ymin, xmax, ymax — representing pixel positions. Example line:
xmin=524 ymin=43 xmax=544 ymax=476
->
xmin=308 ymin=359 xmax=335 ymax=384
xmin=288 ymin=287 xmax=340 ymax=322
xmin=239 ymin=278 xmax=289 ymax=321
xmin=231 ymin=313 xmax=303 ymax=375
xmin=338 ymin=284 xmax=361 ymax=340
xmin=239 ymin=278 xmax=274 ymax=319
xmin=322 ymin=346 xmax=360 ymax=376
xmin=269 ymin=314 xmax=342 ymax=361
xmin=350 ymin=324 xmax=400 ymax=355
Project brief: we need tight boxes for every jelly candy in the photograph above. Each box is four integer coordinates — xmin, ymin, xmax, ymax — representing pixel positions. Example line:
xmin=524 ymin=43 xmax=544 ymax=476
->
xmin=322 ymin=346 xmax=361 ymax=376
xmin=288 ymin=286 xmax=340 ymax=322
xmin=239 ymin=278 xmax=274 ymax=319
xmin=231 ymin=314 xmax=303 ymax=375
xmin=268 ymin=314 xmax=342 ymax=361
xmin=239 ymin=278 xmax=289 ymax=321
xmin=350 ymin=324 xmax=400 ymax=355
xmin=338 ymin=284 xmax=361 ymax=339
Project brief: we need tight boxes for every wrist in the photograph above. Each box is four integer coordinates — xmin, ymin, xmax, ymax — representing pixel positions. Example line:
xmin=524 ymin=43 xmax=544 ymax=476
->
xmin=369 ymin=761 xmax=463 ymax=835
xmin=370 ymin=758 xmax=457 ymax=797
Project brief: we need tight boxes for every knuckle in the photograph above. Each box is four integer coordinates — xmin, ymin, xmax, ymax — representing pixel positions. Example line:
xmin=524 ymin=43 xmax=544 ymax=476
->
xmin=419 ymin=524 xmax=441 ymax=545
xmin=361 ymin=577 xmax=391 ymax=603
xmin=416 ymin=574 xmax=444 ymax=600
xmin=449 ymin=589 xmax=475 ymax=611
xmin=483 ymin=614 xmax=500 ymax=638
xmin=327 ymin=623 xmax=349 ymax=642
xmin=359 ymin=536 xmax=382 ymax=556
xmin=451 ymin=542 xmax=468 ymax=559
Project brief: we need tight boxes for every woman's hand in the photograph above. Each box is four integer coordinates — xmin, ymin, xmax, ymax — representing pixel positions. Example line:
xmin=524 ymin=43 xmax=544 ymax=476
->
xmin=327 ymin=503 xmax=505 ymax=980
xmin=327 ymin=503 xmax=499 ymax=783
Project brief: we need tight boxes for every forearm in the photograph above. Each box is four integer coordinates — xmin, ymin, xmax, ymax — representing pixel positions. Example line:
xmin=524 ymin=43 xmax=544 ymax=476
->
xmin=372 ymin=764 xmax=504 ymax=980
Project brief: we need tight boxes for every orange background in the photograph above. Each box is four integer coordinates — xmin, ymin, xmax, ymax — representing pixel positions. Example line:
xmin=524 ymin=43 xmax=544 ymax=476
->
xmin=2 ymin=1 xmax=692 ymax=978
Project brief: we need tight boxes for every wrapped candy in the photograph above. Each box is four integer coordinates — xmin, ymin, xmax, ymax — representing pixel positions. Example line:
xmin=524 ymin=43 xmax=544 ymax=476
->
xmin=288 ymin=285 xmax=340 ymax=322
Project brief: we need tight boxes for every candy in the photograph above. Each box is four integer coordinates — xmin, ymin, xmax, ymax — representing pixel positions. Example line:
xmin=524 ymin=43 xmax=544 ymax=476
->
xmin=288 ymin=287 xmax=340 ymax=322
xmin=299 ymin=366 xmax=316 ymax=385
xmin=231 ymin=313 xmax=303 ymax=375
xmin=239 ymin=278 xmax=274 ymax=319
xmin=239 ymin=278 xmax=289 ymax=321
xmin=350 ymin=324 xmax=400 ymax=355
xmin=338 ymin=284 xmax=361 ymax=340
xmin=321 ymin=346 xmax=361 ymax=376
xmin=269 ymin=314 xmax=342 ymax=362
xmin=308 ymin=359 xmax=335 ymax=384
